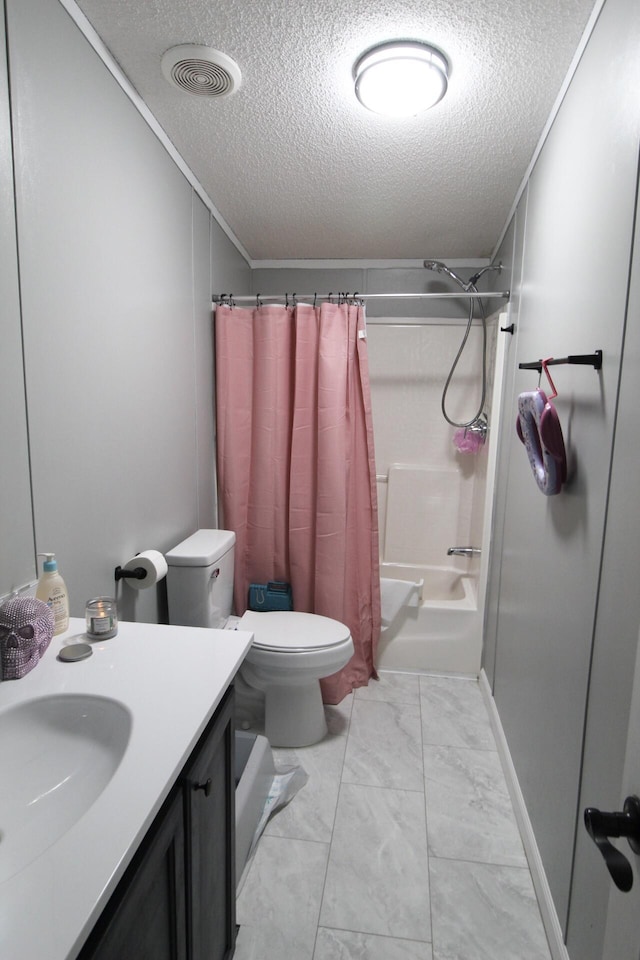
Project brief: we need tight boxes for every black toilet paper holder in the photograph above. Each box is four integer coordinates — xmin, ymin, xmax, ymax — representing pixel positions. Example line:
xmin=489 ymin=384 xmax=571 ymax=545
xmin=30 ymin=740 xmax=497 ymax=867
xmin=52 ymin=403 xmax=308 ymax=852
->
xmin=114 ymin=565 xmax=146 ymax=582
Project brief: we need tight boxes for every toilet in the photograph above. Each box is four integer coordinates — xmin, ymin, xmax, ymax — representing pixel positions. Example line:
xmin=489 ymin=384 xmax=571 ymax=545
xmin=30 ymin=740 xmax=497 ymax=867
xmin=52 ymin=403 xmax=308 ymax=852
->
xmin=165 ymin=529 xmax=354 ymax=747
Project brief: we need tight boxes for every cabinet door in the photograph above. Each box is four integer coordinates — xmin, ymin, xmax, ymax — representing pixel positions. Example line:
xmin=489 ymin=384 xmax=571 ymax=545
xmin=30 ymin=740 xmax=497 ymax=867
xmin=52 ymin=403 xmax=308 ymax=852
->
xmin=184 ymin=686 xmax=236 ymax=960
xmin=78 ymin=787 xmax=187 ymax=960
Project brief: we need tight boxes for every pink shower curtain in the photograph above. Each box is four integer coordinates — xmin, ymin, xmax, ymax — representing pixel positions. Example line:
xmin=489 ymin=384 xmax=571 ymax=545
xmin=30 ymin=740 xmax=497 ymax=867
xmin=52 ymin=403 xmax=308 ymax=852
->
xmin=215 ymin=301 xmax=380 ymax=703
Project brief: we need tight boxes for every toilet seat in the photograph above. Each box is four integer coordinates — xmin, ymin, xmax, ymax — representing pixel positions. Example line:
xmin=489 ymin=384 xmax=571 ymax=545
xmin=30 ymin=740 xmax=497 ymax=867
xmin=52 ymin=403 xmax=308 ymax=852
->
xmin=238 ymin=610 xmax=351 ymax=653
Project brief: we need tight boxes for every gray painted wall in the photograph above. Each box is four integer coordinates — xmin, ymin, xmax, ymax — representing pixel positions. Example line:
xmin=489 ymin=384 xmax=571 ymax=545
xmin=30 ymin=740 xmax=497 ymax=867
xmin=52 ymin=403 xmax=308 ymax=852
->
xmin=1 ymin=0 xmax=249 ymax=621
xmin=0 ymin=4 xmax=35 ymax=595
xmin=485 ymin=0 xmax=640 ymax=943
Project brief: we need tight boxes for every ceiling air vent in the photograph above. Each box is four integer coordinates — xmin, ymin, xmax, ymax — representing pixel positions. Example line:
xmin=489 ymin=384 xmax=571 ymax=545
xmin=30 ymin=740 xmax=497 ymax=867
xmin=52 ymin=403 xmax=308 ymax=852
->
xmin=161 ymin=45 xmax=241 ymax=98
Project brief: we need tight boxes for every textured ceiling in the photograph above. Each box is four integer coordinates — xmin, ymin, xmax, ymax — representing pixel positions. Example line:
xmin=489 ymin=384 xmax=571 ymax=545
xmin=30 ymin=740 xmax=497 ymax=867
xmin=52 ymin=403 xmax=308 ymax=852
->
xmin=73 ymin=0 xmax=597 ymax=261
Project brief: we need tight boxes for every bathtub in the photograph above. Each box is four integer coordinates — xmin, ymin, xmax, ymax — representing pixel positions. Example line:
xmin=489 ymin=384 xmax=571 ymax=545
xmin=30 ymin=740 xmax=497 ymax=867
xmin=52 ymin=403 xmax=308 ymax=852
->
xmin=377 ymin=562 xmax=482 ymax=675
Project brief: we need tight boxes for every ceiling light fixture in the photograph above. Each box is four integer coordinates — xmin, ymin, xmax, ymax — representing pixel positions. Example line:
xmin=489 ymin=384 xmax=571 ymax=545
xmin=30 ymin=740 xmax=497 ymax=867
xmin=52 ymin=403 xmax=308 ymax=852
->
xmin=353 ymin=41 xmax=449 ymax=118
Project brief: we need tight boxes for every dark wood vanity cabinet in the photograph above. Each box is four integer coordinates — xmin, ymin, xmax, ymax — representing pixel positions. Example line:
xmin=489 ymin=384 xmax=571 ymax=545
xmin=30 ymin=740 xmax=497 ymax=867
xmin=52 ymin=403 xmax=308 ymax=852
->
xmin=78 ymin=687 xmax=236 ymax=960
xmin=184 ymin=685 xmax=236 ymax=960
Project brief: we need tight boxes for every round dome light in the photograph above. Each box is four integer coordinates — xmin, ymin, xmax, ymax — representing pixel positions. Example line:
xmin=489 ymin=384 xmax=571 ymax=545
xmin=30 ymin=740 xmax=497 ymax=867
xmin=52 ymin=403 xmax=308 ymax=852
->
xmin=354 ymin=41 xmax=448 ymax=118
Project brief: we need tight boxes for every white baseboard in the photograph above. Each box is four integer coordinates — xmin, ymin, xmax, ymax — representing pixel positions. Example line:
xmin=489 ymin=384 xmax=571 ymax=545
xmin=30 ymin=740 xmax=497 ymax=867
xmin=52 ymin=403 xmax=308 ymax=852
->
xmin=479 ymin=669 xmax=570 ymax=960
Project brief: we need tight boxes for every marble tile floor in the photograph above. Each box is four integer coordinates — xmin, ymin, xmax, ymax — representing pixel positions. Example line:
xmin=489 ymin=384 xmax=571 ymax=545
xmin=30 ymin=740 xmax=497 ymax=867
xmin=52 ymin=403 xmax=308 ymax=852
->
xmin=234 ymin=671 xmax=552 ymax=960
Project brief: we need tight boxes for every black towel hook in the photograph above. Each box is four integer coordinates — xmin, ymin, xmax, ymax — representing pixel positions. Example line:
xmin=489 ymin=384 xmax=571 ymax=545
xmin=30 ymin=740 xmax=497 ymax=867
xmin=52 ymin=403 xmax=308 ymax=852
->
xmin=519 ymin=350 xmax=603 ymax=372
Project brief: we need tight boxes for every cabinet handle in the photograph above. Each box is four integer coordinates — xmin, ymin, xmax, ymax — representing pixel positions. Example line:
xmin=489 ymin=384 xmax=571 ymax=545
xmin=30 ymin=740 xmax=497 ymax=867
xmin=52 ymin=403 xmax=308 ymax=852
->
xmin=193 ymin=778 xmax=212 ymax=798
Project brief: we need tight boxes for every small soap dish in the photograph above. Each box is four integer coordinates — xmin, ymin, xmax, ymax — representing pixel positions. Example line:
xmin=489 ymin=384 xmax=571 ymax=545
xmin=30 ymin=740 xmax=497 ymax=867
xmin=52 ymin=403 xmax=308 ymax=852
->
xmin=58 ymin=643 xmax=93 ymax=663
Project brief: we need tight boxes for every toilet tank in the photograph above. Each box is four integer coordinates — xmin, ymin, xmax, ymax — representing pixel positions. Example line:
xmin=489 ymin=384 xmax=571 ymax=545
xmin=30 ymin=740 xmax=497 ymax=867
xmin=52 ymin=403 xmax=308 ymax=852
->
xmin=166 ymin=529 xmax=235 ymax=628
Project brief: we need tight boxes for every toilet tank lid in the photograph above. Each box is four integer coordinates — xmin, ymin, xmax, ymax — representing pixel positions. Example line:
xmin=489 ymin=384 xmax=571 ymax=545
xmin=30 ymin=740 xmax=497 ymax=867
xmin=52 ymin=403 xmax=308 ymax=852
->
xmin=165 ymin=529 xmax=236 ymax=566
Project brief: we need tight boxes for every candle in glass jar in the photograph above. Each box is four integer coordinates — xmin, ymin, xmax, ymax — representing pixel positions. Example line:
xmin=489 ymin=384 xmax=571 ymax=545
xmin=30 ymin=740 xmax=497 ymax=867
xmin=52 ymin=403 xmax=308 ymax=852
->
xmin=85 ymin=597 xmax=118 ymax=639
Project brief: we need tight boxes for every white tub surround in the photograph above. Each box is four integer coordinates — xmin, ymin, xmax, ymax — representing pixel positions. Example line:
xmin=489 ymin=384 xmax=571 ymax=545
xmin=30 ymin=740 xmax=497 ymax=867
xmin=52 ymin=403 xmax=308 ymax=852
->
xmin=370 ymin=313 xmax=508 ymax=678
xmin=0 ymin=619 xmax=252 ymax=960
xmin=383 ymin=465 xmax=466 ymax=569
xmin=375 ymin=464 xmax=482 ymax=674
xmin=377 ymin=563 xmax=480 ymax=675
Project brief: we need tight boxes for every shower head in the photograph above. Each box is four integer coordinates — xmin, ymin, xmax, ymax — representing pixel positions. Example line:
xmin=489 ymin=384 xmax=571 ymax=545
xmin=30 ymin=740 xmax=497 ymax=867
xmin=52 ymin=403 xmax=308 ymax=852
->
xmin=423 ymin=260 xmax=470 ymax=290
xmin=423 ymin=259 xmax=502 ymax=291
xmin=423 ymin=259 xmax=449 ymax=274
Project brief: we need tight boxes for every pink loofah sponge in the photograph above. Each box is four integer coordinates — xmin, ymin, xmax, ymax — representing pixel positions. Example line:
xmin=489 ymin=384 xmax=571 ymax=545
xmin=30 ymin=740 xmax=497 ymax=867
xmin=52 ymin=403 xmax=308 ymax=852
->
xmin=453 ymin=427 xmax=485 ymax=455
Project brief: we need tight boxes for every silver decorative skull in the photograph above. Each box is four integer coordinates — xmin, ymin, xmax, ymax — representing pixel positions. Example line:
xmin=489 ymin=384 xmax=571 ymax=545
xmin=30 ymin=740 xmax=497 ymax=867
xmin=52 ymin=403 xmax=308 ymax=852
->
xmin=0 ymin=596 xmax=54 ymax=680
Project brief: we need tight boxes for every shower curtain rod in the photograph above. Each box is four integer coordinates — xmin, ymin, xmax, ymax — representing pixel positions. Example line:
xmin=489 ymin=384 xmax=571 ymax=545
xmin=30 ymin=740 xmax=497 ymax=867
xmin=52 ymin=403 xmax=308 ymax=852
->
xmin=212 ymin=291 xmax=510 ymax=305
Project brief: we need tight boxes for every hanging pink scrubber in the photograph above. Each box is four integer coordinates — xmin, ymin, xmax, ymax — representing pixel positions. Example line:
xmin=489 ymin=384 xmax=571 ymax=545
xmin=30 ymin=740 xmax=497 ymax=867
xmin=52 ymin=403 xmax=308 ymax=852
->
xmin=453 ymin=427 xmax=484 ymax=455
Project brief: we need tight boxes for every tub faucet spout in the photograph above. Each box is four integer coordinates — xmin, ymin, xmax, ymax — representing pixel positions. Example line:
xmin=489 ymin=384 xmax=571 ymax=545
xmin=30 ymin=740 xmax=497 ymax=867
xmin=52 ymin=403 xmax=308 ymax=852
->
xmin=447 ymin=547 xmax=481 ymax=557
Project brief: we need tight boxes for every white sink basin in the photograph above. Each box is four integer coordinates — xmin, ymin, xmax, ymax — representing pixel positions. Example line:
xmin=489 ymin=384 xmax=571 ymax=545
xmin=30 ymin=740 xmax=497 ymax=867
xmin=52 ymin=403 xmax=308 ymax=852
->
xmin=0 ymin=694 xmax=132 ymax=883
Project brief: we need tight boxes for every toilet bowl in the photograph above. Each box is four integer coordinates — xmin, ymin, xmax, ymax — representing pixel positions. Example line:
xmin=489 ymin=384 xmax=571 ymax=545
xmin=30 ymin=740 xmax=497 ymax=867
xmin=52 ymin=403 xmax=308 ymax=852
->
xmin=238 ymin=610 xmax=353 ymax=747
xmin=165 ymin=529 xmax=354 ymax=748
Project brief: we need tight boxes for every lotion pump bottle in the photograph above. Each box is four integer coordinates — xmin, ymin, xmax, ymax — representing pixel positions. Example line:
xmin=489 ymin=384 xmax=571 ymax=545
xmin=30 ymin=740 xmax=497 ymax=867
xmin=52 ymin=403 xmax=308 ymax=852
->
xmin=36 ymin=553 xmax=69 ymax=635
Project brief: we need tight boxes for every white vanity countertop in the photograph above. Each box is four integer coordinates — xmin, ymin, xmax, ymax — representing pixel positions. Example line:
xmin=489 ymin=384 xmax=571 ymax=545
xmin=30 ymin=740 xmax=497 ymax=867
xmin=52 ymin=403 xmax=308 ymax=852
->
xmin=0 ymin=618 xmax=253 ymax=960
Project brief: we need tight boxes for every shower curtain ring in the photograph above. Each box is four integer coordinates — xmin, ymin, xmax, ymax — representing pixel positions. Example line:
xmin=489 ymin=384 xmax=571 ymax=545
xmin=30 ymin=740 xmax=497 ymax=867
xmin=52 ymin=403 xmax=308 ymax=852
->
xmin=313 ymin=292 xmax=317 ymax=308
xmin=256 ymin=293 xmax=263 ymax=308
xmin=292 ymin=292 xmax=297 ymax=306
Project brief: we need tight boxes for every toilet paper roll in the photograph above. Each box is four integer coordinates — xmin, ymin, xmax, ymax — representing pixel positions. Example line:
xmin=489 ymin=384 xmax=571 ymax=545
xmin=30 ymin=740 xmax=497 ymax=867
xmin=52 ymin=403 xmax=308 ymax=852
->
xmin=122 ymin=550 xmax=168 ymax=590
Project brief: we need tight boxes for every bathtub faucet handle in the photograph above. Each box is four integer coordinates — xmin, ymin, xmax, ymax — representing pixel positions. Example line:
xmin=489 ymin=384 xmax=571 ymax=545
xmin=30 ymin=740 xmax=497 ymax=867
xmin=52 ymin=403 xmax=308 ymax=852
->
xmin=447 ymin=547 xmax=481 ymax=557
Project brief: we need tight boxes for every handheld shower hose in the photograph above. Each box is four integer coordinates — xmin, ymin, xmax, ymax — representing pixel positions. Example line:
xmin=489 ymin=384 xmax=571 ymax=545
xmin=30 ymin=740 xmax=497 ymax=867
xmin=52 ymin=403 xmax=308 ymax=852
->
xmin=423 ymin=260 xmax=501 ymax=430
